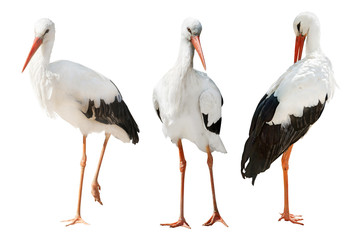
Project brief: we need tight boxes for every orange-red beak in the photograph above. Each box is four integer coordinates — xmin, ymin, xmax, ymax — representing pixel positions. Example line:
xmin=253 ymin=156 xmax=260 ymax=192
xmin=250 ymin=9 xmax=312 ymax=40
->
xmin=191 ymin=35 xmax=206 ymax=70
xmin=22 ymin=37 xmax=43 ymax=72
xmin=294 ymin=34 xmax=306 ymax=63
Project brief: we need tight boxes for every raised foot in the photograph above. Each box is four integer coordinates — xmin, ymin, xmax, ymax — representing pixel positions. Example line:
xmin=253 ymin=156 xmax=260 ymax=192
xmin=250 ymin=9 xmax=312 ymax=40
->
xmin=61 ymin=216 xmax=89 ymax=227
xmin=203 ymin=211 xmax=228 ymax=227
xmin=91 ymin=182 xmax=103 ymax=205
xmin=278 ymin=212 xmax=304 ymax=225
xmin=161 ymin=218 xmax=191 ymax=229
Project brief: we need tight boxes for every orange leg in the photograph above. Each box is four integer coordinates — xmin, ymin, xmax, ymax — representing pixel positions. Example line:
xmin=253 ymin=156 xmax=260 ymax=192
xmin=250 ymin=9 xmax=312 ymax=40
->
xmin=91 ymin=133 xmax=111 ymax=205
xmin=62 ymin=135 xmax=89 ymax=226
xmin=278 ymin=144 xmax=304 ymax=225
xmin=161 ymin=139 xmax=190 ymax=229
xmin=203 ymin=146 xmax=228 ymax=227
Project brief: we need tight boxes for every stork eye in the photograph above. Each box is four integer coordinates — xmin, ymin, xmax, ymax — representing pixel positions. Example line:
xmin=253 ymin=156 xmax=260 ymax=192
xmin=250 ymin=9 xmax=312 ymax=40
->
xmin=44 ymin=29 xmax=49 ymax=35
xmin=297 ymin=22 xmax=301 ymax=32
xmin=187 ymin=27 xmax=192 ymax=34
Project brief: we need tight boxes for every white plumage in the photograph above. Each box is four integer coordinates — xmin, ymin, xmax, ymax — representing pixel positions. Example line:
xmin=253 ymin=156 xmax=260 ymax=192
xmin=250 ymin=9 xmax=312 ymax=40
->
xmin=153 ymin=19 xmax=226 ymax=153
xmin=241 ymin=12 xmax=336 ymax=225
xmin=47 ymin=60 xmax=130 ymax=141
xmin=22 ymin=18 xmax=139 ymax=226
xmin=25 ymin=19 xmax=131 ymax=141
xmin=200 ymin=87 xmax=223 ymax=127
xmin=154 ymin=18 xmax=227 ymax=229
xmin=267 ymin=52 xmax=336 ymax=126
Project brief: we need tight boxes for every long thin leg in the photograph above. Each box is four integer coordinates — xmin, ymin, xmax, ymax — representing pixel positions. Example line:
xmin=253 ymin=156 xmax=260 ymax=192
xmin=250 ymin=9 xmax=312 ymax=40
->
xmin=203 ymin=146 xmax=228 ymax=227
xmin=91 ymin=133 xmax=111 ymax=205
xmin=161 ymin=139 xmax=190 ymax=229
xmin=278 ymin=144 xmax=303 ymax=225
xmin=62 ymin=135 xmax=89 ymax=226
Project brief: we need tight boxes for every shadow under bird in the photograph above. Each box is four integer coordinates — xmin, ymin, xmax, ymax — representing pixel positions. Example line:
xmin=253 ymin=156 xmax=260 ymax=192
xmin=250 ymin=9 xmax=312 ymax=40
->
xmin=22 ymin=18 xmax=139 ymax=226
xmin=153 ymin=18 xmax=227 ymax=229
xmin=241 ymin=12 xmax=336 ymax=225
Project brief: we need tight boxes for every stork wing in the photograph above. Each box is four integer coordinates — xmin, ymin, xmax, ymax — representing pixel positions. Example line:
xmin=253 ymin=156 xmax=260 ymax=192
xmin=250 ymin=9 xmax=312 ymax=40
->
xmin=241 ymin=55 xmax=335 ymax=184
xmin=49 ymin=60 xmax=139 ymax=144
xmin=49 ymin=60 xmax=121 ymax=108
xmin=266 ymin=56 xmax=335 ymax=126
xmin=199 ymin=88 xmax=223 ymax=135
xmin=152 ymin=92 xmax=162 ymax=123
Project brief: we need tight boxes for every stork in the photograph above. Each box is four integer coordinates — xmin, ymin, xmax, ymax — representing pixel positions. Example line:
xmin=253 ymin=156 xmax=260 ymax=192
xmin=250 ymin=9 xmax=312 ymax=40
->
xmin=241 ymin=12 xmax=336 ymax=225
xmin=22 ymin=18 xmax=139 ymax=226
xmin=153 ymin=18 xmax=227 ymax=228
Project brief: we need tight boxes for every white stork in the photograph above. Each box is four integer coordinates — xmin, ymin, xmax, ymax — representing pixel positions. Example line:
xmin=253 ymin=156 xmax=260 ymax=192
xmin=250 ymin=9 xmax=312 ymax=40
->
xmin=153 ymin=18 xmax=227 ymax=228
xmin=22 ymin=18 xmax=139 ymax=226
xmin=241 ymin=12 xmax=336 ymax=225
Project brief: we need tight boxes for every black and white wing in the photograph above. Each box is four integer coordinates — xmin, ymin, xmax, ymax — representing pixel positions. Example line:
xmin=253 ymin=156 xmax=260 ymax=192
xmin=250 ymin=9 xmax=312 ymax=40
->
xmin=199 ymin=87 xmax=223 ymax=135
xmin=49 ymin=60 xmax=139 ymax=144
xmin=83 ymin=92 xmax=140 ymax=144
xmin=241 ymin=56 xmax=335 ymax=185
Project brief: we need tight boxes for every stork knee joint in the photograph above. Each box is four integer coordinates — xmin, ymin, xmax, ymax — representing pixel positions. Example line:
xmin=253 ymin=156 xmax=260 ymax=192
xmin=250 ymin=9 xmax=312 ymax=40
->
xmin=207 ymin=158 xmax=213 ymax=168
xmin=81 ymin=155 xmax=87 ymax=168
xmin=179 ymin=159 xmax=186 ymax=172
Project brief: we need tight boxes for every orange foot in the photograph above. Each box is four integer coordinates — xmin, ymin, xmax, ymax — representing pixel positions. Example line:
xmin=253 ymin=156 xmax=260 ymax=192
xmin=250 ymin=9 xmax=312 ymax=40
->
xmin=203 ymin=211 xmax=228 ymax=227
xmin=91 ymin=182 xmax=103 ymax=205
xmin=278 ymin=212 xmax=304 ymax=225
xmin=161 ymin=218 xmax=191 ymax=229
xmin=62 ymin=215 xmax=89 ymax=227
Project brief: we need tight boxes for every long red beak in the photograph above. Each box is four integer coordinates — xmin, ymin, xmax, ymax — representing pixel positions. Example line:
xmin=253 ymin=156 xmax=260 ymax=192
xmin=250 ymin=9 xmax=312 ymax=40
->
xmin=191 ymin=35 xmax=206 ymax=70
xmin=294 ymin=34 xmax=306 ymax=63
xmin=22 ymin=37 xmax=43 ymax=72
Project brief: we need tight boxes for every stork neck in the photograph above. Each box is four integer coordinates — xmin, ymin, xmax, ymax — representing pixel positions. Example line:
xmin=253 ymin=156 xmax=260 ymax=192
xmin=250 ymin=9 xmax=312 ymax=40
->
xmin=27 ymin=38 xmax=56 ymax=117
xmin=305 ymin=24 xmax=321 ymax=55
xmin=175 ymin=38 xmax=194 ymax=76
xmin=29 ymin=40 xmax=54 ymax=76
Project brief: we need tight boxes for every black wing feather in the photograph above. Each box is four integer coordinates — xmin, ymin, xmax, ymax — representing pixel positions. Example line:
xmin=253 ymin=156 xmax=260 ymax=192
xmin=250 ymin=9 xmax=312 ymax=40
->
xmin=156 ymin=107 xmax=162 ymax=123
xmin=241 ymin=94 xmax=327 ymax=185
xmin=83 ymin=96 xmax=140 ymax=144
xmin=202 ymin=94 xmax=224 ymax=135
xmin=203 ymin=114 xmax=222 ymax=134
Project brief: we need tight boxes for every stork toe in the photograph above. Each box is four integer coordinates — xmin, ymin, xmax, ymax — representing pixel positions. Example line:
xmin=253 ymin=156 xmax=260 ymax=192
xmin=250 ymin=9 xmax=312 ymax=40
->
xmin=278 ymin=213 xmax=304 ymax=225
xmin=91 ymin=182 xmax=103 ymax=205
xmin=203 ymin=211 xmax=228 ymax=227
xmin=62 ymin=215 xmax=89 ymax=227
xmin=161 ymin=218 xmax=191 ymax=229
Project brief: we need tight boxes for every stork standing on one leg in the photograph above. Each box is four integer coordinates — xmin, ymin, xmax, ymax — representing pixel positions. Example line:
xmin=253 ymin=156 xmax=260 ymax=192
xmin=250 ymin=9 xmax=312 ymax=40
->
xmin=22 ymin=18 xmax=139 ymax=226
xmin=241 ymin=12 xmax=336 ymax=225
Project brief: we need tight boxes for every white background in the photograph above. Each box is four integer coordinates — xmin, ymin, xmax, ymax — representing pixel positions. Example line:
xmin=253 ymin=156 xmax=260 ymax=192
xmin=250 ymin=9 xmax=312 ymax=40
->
xmin=0 ymin=0 xmax=355 ymax=239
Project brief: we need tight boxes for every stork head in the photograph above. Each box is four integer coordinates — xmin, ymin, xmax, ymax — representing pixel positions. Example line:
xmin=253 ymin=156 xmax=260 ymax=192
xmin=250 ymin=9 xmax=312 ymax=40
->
xmin=181 ymin=18 xmax=206 ymax=70
xmin=22 ymin=18 xmax=55 ymax=72
xmin=293 ymin=12 xmax=320 ymax=63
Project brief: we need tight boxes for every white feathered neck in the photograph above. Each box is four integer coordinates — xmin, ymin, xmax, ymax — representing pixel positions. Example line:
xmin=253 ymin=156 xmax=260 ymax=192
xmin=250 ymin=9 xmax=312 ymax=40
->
xmin=165 ymin=37 xmax=196 ymax=111
xmin=28 ymin=35 xmax=57 ymax=117
xmin=175 ymin=37 xmax=195 ymax=79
